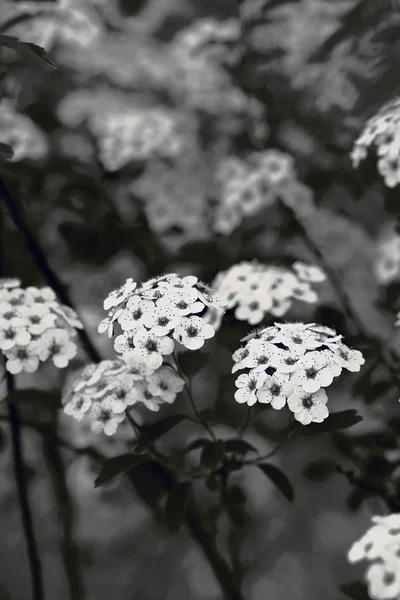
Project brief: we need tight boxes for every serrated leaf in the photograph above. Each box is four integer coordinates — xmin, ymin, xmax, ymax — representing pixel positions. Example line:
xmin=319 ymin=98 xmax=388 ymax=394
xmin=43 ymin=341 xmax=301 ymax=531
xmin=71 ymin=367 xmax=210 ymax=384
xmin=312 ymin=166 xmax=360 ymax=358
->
xmin=164 ymin=482 xmax=191 ymax=531
xmin=257 ymin=463 xmax=294 ymax=502
xmin=177 ymin=351 xmax=211 ymax=376
xmin=297 ymin=410 xmax=363 ymax=436
xmin=224 ymin=439 xmax=258 ymax=455
xmin=200 ymin=440 xmax=225 ymax=470
xmin=134 ymin=414 xmax=193 ymax=452
xmin=94 ymin=454 xmax=147 ymax=487
xmin=339 ymin=581 xmax=371 ymax=599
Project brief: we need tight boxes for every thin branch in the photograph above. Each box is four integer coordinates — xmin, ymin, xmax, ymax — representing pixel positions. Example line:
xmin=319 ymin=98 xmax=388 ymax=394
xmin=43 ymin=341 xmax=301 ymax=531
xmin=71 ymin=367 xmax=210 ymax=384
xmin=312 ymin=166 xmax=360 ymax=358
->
xmin=0 ymin=180 xmax=101 ymax=364
xmin=42 ymin=415 xmax=85 ymax=600
xmin=4 ymin=371 xmax=44 ymax=600
xmin=238 ymin=406 xmax=253 ymax=438
xmin=246 ymin=417 xmax=294 ymax=465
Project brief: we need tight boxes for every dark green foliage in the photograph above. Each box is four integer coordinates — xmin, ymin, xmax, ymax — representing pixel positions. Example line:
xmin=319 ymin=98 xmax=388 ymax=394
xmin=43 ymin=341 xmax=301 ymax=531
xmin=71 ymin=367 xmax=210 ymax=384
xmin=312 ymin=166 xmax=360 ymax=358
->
xmin=257 ymin=463 xmax=294 ymax=502
xmin=94 ymin=454 xmax=148 ymax=487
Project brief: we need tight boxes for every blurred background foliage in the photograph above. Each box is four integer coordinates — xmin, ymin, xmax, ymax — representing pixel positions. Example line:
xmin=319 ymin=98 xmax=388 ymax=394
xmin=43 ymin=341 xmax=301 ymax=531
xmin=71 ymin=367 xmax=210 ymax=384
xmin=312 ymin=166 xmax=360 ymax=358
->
xmin=1 ymin=0 xmax=400 ymax=599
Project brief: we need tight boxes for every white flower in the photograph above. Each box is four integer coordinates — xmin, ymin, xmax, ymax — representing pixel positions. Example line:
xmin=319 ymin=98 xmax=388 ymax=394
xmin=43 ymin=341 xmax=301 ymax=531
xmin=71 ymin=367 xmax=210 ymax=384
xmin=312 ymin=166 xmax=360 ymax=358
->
xmin=19 ymin=305 xmax=57 ymax=335
xmin=0 ymin=277 xmax=21 ymax=289
xmin=234 ymin=297 xmax=270 ymax=325
xmin=257 ymin=373 xmax=292 ymax=409
xmin=173 ymin=315 xmax=215 ymax=350
xmin=292 ymin=262 xmax=326 ymax=283
xmin=287 ymin=388 xmax=329 ymax=425
xmin=64 ymin=394 xmax=92 ymax=421
xmin=2 ymin=288 xmax=27 ymax=307
xmin=270 ymin=348 xmax=302 ymax=373
xmin=25 ymin=286 xmax=57 ymax=305
xmin=4 ymin=344 xmax=40 ymax=374
xmin=98 ymin=307 xmax=122 ymax=337
xmin=147 ymin=365 xmax=185 ymax=403
xmin=241 ymin=342 xmax=275 ymax=372
xmin=114 ymin=332 xmax=137 ymax=356
xmin=234 ymin=370 xmax=266 ymax=406
xmin=290 ymin=282 xmax=318 ymax=303
xmin=157 ymin=289 xmax=204 ymax=315
xmin=0 ymin=304 xmax=27 ymax=326
xmin=103 ymin=278 xmax=137 ymax=311
xmin=127 ymin=380 xmax=164 ymax=411
xmin=366 ymin=561 xmax=400 ymax=600
xmin=51 ymin=304 xmax=83 ymax=329
xmin=143 ymin=304 xmax=181 ymax=336
xmin=131 ymin=328 xmax=174 ymax=369
xmin=330 ymin=344 xmax=365 ymax=372
xmin=290 ymin=351 xmax=336 ymax=393
xmin=104 ymin=375 xmax=139 ymax=408
xmin=38 ymin=328 xmax=78 ymax=368
xmin=117 ymin=295 xmax=155 ymax=332
xmin=0 ymin=321 xmax=31 ymax=351
xmin=276 ymin=327 xmax=320 ymax=355
xmin=89 ymin=401 xmax=126 ymax=435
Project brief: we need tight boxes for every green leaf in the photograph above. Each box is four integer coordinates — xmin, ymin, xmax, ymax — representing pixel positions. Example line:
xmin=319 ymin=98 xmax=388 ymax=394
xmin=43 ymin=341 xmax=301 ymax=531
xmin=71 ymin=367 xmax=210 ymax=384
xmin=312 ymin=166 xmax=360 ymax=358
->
xmin=134 ymin=414 xmax=193 ymax=452
xmin=177 ymin=351 xmax=211 ymax=376
xmin=339 ymin=581 xmax=371 ymax=599
xmin=183 ymin=438 xmax=209 ymax=453
xmin=200 ymin=440 xmax=225 ymax=470
xmin=257 ymin=463 xmax=294 ymax=502
xmin=302 ymin=458 xmax=337 ymax=482
xmin=164 ymin=482 xmax=191 ymax=531
xmin=297 ymin=410 xmax=363 ymax=436
xmin=94 ymin=454 xmax=147 ymax=487
xmin=224 ymin=439 xmax=258 ymax=455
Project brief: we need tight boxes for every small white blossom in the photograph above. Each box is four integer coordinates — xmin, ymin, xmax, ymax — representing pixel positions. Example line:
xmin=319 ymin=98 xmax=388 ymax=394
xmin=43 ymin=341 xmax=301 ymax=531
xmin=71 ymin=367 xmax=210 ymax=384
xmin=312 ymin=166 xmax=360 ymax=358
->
xmin=258 ymin=373 xmax=292 ymax=409
xmin=132 ymin=328 xmax=174 ymax=369
xmin=234 ymin=370 xmax=266 ymax=406
xmin=290 ymin=351 xmax=336 ymax=393
xmin=103 ymin=278 xmax=137 ymax=311
xmin=118 ymin=296 xmax=155 ymax=331
xmin=173 ymin=315 xmax=215 ymax=350
xmin=38 ymin=329 xmax=77 ymax=368
xmin=330 ymin=344 xmax=365 ymax=372
xmin=143 ymin=305 xmax=181 ymax=336
xmin=0 ymin=322 xmax=31 ymax=351
xmin=20 ymin=305 xmax=57 ymax=336
xmin=292 ymin=262 xmax=326 ymax=283
xmin=89 ymin=401 xmax=126 ymax=436
xmin=147 ymin=366 xmax=185 ymax=403
xmin=64 ymin=394 xmax=92 ymax=421
xmin=287 ymin=388 xmax=329 ymax=425
xmin=4 ymin=344 xmax=40 ymax=374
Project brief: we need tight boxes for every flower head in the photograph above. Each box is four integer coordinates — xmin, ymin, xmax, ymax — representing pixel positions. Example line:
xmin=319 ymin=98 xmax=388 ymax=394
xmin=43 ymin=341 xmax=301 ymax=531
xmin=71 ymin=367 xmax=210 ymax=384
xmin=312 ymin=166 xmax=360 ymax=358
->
xmin=347 ymin=514 xmax=400 ymax=600
xmin=232 ymin=323 xmax=363 ymax=424
xmin=100 ymin=273 xmax=224 ymax=371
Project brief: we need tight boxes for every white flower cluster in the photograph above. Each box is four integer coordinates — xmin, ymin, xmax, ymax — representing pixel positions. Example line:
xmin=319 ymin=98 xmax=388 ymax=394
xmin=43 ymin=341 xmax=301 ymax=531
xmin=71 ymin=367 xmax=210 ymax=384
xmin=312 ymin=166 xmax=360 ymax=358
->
xmin=205 ymin=260 xmax=325 ymax=329
xmin=0 ymin=278 xmax=82 ymax=374
xmin=57 ymin=89 xmax=183 ymax=171
xmin=173 ymin=18 xmax=242 ymax=66
xmin=348 ymin=514 xmax=400 ymax=600
xmin=99 ymin=274 xmax=225 ymax=371
xmin=232 ymin=322 xmax=365 ymax=425
xmin=213 ymin=150 xmax=297 ymax=234
xmin=351 ymin=98 xmax=400 ymax=188
xmin=0 ymin=101 xmax=48 ymax=162
xmin=62 ymin=358 xmax=185 ymax=436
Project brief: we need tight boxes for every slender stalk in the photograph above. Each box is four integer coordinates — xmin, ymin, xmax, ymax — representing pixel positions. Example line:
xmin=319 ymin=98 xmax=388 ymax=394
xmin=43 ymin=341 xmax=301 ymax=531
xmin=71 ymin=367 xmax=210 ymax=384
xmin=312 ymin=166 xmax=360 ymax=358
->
xmin=42 ymin=416 xmax=85 ymax=600
xmin=172 ymin=354 xmax=217 ymax=441
xmin=4 ymin=371 xmax=44 ymax=600
xmin=238 ymin=406 xmax=253 ymax=438
xmin=246 ymin=418 xmax=294 ymax=465
xmin=0 ymin=180 xmax=101 ymax=364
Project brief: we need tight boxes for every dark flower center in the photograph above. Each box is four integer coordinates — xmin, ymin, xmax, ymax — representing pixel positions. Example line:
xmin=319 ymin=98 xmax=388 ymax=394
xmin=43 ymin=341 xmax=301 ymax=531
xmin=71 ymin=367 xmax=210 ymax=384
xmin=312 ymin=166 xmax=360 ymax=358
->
xmin=159 ymin=382 xmax=169 ymax=391
xmin=4 ymin=328 xmax=15 ymax=339
xmin=144 ymin=391 xmax=153 ymax=400
xmin=284 ymin=357 xmax=296 ymax=365
xmin=302 ymin=397 xmax=313 ymax=408
xmin=186 ymin=326 xmax=198 ymax=338
xmin=177 ymin=300 xmax=188 ymax=309
xmin=116 ymin=389 xmax=127 ymax=399
xmin=292 ymin=336 xmax=303 ymax=344
xmin=30 ymin=316 xmax=41 ymax=324
xmin=305 ymin=368 xmax=317 ymax=379
xmin=132 ymin=309 xmax=143 ymax=320
xmin=257 ymin=355 xmax=269 ymax=365
xmin=248 ymin=301 xmax=259 ymax=310
xmin=17 ymin=348 xmax=28 ymax=360
xmin=100 ymin=410 xmax=112 ymax=423
xmin=145 ymin=340 xmax=158 ymax=353
xmin=248 ymin=379 xmax=257 ymax=391
xmin=383 ymin=572 xmax=395 ymax=586
xmin=49 ymin=342 xmax=61 ymax=355
xmin=157 ymin=316 xmax=169 ymax=326
xmin=4 ymin=311 xmax=15 ymax=320
xmin=270 ymin=384 xmax=281 ymax=395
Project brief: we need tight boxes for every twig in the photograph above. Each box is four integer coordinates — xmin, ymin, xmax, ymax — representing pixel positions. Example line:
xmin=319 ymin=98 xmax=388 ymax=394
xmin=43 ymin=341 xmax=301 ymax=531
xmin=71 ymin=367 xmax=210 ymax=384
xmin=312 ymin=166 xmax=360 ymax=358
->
xmin=238 ymin=406 xmax=253 ymax=438
xmin=42 ymin=415 xmax=85 ymax=600
xmin=246 ymin=417 xmax=294 ymax=465
xmin=0 ymin=180 xmax=101 ymax=364
xmin=4 ymin=371 xmax=44 ymax=600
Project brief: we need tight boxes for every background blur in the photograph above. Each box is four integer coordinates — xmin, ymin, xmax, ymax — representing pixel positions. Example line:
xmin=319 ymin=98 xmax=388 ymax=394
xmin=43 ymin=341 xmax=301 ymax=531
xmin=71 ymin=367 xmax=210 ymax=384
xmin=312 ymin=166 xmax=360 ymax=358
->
xmin=1 ymin=0 xmax=400 ymax=598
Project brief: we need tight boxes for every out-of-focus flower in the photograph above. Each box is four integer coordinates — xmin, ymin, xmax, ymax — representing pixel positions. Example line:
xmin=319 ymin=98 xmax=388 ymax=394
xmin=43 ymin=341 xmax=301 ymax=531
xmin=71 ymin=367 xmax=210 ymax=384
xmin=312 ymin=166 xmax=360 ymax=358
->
xmin=0 ymin=101 xmax=48 ymax=162
xmin=351 ymin=98 xmax=400 ymax=188
xmin=232 ymin=322 xmax=364 ymax=423
xmin=99 ymin=274 xmax=225 ymax=372
xmin=0 ymin=280 xmax=82 ymax=374
xmin=62 ymin=358 xmax=185 ymax=435
xmin=375 ymin=230 xmax=400 ymax=285
xmin=212 ymin=150 xmax=307 ymax=234
xmin=205 ymin=260 xmax=325 ymax=329
xmin=348 ymin=514 xmax=400 ymax=600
